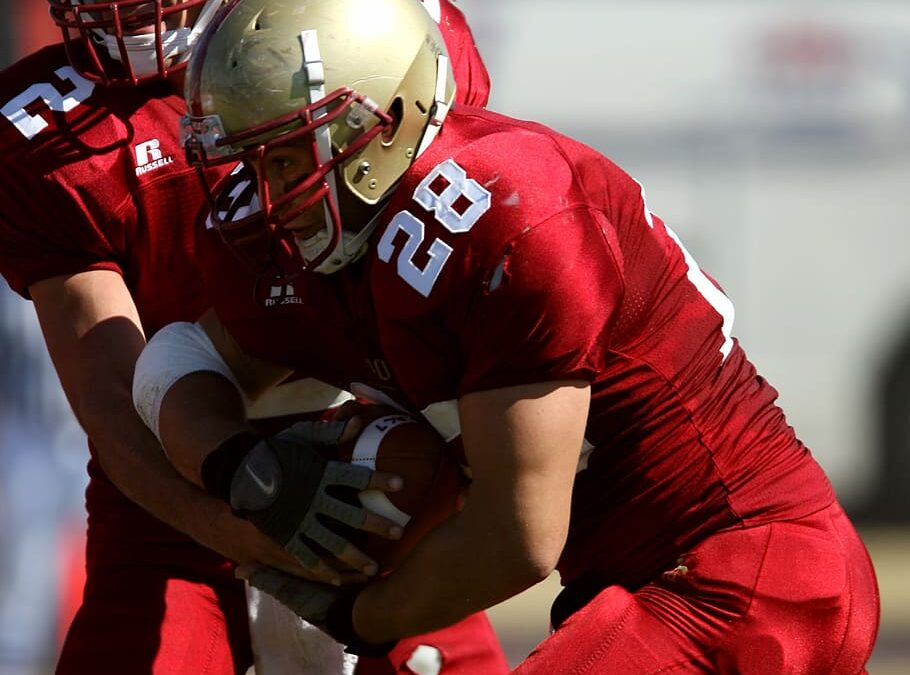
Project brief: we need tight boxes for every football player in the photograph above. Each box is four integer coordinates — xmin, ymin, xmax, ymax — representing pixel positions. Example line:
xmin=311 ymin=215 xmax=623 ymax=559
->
xmin=134 ymin=0 xmax=881 ymax=671
xmin=0 ymin=0 xmax=506 ymax=673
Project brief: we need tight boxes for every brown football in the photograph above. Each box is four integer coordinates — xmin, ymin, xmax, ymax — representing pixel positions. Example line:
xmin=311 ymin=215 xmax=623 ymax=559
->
xmin=332 ymin=405 xmax=465 ymax=571
xmin=247 ymin=402 xmax=464 ymax=571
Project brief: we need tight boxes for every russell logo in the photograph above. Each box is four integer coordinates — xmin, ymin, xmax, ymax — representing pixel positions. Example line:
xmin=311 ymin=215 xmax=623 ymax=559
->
xmin=265 ymin=284 xmax=303 ymax=307
xmin=134 ymin=139 xmax=174 ymax=176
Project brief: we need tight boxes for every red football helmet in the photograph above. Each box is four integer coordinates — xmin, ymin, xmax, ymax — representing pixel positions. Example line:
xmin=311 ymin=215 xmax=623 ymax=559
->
xmin=47 ymin=0 xmax=225 ymax=86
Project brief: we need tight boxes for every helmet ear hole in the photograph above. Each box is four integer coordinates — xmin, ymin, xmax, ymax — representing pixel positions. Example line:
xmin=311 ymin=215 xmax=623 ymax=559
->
xmin=380 ymin=98 xmax=404 ymax=146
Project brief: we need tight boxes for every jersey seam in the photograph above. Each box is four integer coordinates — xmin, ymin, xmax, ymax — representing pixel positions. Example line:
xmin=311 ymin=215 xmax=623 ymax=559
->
xmin=600 ymin=348 xmax=745 ymax=525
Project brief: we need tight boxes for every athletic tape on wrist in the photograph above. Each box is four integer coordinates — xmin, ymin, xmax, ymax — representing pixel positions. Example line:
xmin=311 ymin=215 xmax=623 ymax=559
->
xmin=132 ymin=320 xmax=246 ymax=443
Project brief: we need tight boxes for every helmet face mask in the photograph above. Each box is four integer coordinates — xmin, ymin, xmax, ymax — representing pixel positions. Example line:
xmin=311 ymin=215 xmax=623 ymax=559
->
xmin=189 ymin=86 xmax=394 ymax=275
xmin=183 ymin=0 xmax=455 ymax=276
xmin=48 ymin=0 xmax=225 ymax=85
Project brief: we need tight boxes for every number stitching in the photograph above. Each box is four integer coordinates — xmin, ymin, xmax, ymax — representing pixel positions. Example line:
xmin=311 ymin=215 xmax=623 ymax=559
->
xmin=1 ymin=66 xmax=95 ymax=141
xmin=377 ymin=211 xmax=454 ymax=298
xmin=378 ymin=159 xmax=491 ymax=297
xmin=413 ymin=159 xmax=491 ymax=234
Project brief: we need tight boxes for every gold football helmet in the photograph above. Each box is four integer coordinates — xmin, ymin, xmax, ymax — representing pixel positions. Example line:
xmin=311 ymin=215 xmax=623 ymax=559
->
xmin=183 ymin=0 xmax=456 ymax=274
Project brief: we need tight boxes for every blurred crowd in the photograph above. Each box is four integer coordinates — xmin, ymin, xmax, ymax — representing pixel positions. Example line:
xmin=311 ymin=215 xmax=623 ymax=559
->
xmin=0 ymin=283 xmax=85 ymax=675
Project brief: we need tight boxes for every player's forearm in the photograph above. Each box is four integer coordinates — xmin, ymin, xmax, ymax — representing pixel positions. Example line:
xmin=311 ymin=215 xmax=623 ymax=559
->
xmin=28 ymin=273 xmax=248 ymax=559
xmin=88 ymin=393 xmax=237 ymax=543
xmin=62 ymin=349 xmax=248 ymax=559
xmin=353 ymin=494 xmax=560 ymax=643
xmin=133 ymin=315 xmax=295 ymax=483
xmin=155 ymin=370 xmax=255 ymax=486
xmin=353 ymin=382 xmax=585 ymax=643
xmin=79 ymin=368 xmax=311 ymax=574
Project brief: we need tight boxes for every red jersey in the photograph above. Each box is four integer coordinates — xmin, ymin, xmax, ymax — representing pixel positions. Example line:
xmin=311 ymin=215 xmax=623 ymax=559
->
xmin=0 ymin=44 xmax=220 ymax=553
xmin=431 ymin=0 xmax=491 ymax=107
xmin=0 ymin=1 xmax=488 ymax=312
xmin=0 ymin=9 xmax=490 ymax=551
xmin=199 ymin=106 xmax=835 ymax=590
xmin=0 ymin=45 xmax=210 ymax=333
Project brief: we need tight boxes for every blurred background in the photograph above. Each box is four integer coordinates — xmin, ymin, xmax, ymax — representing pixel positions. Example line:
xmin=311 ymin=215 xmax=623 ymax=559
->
xmin=0 ymin=0 xmax=908 ymax=673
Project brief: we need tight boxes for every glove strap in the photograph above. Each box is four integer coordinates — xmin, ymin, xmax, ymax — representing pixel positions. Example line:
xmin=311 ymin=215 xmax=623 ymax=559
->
xmin=200 ymin=431 xmax=260 ymax=503
xmin=326 ymin=589 xmax=397 ymax=657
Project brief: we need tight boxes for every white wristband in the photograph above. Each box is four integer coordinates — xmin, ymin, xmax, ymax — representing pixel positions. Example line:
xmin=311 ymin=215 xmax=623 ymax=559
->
xmin=132 ymin=321 xmax=243 ymax=443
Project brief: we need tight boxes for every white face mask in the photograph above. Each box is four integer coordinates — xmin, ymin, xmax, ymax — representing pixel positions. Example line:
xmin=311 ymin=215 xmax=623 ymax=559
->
xmin=89 ymin=0 xmax=223 ymax=78
xmin=95 ymin=27 xmax=190 ymax=77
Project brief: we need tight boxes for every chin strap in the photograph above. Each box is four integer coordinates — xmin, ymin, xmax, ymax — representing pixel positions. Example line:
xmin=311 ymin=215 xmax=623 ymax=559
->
xmin=415 ymin=54 xmax=452 ymax=159
xmin=309 ymin=201 xmax=390 ymax=274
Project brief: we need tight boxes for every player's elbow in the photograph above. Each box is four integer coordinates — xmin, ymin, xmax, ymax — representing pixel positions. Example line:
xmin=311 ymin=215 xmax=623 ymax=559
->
xmin=511 ymin=556 xmax=558 ymax=590
xmin=503 ymin=524 xmax=565 ymax=586
xmin=524 ymin=536 xmax=564 ymax=581
xmin=70 ymin=367 xmax=135 ymax=439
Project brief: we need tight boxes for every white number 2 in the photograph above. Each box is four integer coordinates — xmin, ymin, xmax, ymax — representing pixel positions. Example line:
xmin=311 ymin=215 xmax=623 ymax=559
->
xmin=1 ymin=66 xmax=95 ymax=141
xmin=378 ymin=159 xmax=491 ymax=297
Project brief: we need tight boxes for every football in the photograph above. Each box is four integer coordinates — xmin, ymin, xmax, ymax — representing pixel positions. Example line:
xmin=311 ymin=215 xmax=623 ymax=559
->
xmin=332 ymin=404 xmax=465 ymax=571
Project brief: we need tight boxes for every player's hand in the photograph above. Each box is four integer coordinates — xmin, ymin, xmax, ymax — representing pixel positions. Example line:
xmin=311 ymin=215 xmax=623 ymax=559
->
xmin=223 ymin=516 xmax=369 ymax=586
xmin=240 ymin=565 xmax=396 ymax=657
xmin=187 ymin=492 xmax=369 ymax=586
xmin=229 ymin=419 xmax=403 ymax=577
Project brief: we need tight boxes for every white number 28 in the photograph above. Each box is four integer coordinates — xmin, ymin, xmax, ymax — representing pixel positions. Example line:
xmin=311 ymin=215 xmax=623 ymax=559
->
xmin=377 ymin=159 xmax=491 ymax=297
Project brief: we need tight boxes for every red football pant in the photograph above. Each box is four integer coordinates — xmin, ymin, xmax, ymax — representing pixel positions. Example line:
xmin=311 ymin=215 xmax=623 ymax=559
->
xmin=359 ymin=612 xmax=510 ymax=675
xmin=56 ymin=556 xmax=253 ymax=675
xmin=55 ymin=503 xmax=507 ymax=675
xmin=58 ymin=554 xmax=508 ymax=675
xmin=513 ymin=502 xmax=879 ymax=674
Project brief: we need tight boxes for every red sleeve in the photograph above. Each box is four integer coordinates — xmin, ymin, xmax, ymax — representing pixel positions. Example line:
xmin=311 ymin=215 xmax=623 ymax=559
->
xmin=0 ymin=48 xmax=128 ymax=297
xmin=457 ymin=206 xmax=623 ymax=395
xmin=438 ymin=0 xmax=491 ymax=107
xmin=0 ymin=161 xmax=123 ymax=297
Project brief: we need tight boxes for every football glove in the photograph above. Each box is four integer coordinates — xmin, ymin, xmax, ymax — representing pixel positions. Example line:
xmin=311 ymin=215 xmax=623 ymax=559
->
xmin=247 ymin=566 xmax=396 ymax=657
xmin=202 ymin=420 xmax=373 ymax=569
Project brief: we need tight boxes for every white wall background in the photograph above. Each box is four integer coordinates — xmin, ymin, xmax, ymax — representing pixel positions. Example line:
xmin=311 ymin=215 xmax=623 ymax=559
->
xmin=457 ymin=0 xmax=910 ymax=507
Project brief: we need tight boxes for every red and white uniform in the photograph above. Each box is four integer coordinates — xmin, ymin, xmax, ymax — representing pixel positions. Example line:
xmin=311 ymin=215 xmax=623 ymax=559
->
xmin=0 ymin=45 xmax=247 ymax=675
xmin=0 ymin=6 xmax=502 ymax=671
xmin=199 ymin=106 xmax=880 ymax=673
xmin=428 ymin=0 xmax=490 ymax=107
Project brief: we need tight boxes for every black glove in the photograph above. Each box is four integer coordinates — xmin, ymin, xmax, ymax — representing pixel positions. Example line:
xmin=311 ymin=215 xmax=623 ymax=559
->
xmin=247 ymin=566 xmax=397 ymax=657
xmin=201 ymin=420 xmax=373 ymax=569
